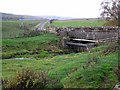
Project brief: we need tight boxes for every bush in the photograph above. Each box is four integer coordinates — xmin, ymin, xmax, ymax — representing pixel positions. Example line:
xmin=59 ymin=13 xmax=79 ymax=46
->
xmin=36 ymin=50 xmax=50 ymax=58
xmin=102 ymin=42 xmax=118 ymax=55
xmin=22 ymin=30 xmax=42 ymax=37
xmin=2 ymin=69 xmax=63 ymax=89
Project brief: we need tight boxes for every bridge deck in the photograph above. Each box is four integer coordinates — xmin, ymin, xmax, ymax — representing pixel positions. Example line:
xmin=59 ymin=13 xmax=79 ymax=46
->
xmin=72 ymin=39 xmax=98 ymax=43
xmin=66 ymin=42 xmax=88 ymax=47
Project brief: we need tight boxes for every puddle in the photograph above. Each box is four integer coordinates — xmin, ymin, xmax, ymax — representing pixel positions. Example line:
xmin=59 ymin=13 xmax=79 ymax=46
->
xmin=14 ymin=58 xmax=31 ymax=60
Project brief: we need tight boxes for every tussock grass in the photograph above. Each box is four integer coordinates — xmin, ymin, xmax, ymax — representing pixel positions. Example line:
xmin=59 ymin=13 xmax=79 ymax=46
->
xmin=2 ymin=68 xmax=63 ymax=89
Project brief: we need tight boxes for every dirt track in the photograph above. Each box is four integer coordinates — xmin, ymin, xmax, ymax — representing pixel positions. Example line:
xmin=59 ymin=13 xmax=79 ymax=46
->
xmin=34 ymin=21 xmax=48 ymax=31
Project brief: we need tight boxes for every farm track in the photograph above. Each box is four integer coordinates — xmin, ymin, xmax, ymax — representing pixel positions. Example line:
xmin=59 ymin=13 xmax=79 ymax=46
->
xmin=34 ymin=21 xmax=49 ymax=31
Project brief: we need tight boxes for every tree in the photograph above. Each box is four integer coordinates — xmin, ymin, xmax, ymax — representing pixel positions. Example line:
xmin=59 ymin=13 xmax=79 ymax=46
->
xmin=100 ymin=0 xmax=120 ymax=26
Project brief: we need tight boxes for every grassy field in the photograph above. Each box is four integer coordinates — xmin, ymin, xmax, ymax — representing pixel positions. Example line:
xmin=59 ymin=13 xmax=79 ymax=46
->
xmin=50 ymin=19 xmax=105 ymax=27
xmin=2 ymin=33 xmax=61 ymax=59
xmin=2 ymin=20 xmax=45 ymax=38
xmin=2 ymin=45 xmax=118 ymax=88
xmin=2 ymin=19 xmax=119 ymax=89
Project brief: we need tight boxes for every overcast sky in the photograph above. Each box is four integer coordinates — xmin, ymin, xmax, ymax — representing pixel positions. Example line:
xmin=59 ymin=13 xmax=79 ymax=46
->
xmin=0 ymin=0 xmax=103 ymax=18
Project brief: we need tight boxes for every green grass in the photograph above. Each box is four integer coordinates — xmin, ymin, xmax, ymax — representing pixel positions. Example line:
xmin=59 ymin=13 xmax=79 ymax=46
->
xmin=2 ymin=19 xmax=118 ymax=88
xmin=2 ymin=45 xmax=118 ymax=88
xmin=51 ymin=19 xmax=105 ymax=27
xmin=2 ymin=33 xmax=61 ymax=59
xmin=2 ymin=20 xmax=45 ymax=38
xmin=62 ymin=52 xmax=118 ymax=88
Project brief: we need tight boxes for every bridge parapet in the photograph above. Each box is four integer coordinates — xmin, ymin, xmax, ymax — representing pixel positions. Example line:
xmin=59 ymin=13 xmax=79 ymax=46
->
xmin=49 ymin=26 xmax=119 ymax=40
xmin=55 ymin=26 xmax=118 ymax=32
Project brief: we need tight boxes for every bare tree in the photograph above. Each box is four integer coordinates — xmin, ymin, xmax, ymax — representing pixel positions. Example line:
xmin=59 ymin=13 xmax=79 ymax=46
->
xmin=100 ymin=0 xmax=120 ymax=26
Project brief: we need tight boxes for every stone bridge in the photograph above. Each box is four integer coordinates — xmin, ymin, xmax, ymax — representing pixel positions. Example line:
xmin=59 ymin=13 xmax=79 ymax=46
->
xmin=48 ymin=26 xmax=119 ymax=51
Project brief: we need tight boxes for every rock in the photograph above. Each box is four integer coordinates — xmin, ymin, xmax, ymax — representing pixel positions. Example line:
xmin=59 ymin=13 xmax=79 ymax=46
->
xmin=113 ymin=84 xmax=120 ymax=90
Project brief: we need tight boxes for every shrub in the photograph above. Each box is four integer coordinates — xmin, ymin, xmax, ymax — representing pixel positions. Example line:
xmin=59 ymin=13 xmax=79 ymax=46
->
xmin=2 ymin=69 xmax=63 ymax=89
xmin=102 ymin=42 xmax=118 ymax=55
xmin=83 ymin=53 xmax=99 ymax=69
xmin=22 ymin=30 xmax=42 ymax=37
xmin=36 ymin=50 xmax=50 ymax=58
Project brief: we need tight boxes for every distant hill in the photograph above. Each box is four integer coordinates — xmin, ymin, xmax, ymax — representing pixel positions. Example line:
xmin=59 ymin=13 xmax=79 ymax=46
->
xmin=41 ymin=16 xmax=101 ymax=21
xmin=1 ymin=12 xmax=20 ymax=20
xmin=1 ymin=12 xmax=46 ymax=20
xmin=1 ymin=12 xmax=74 ymax=20
xmin=70 ymin=18 xmax=102 ymax=20
xmin=0 ymin=12 xmax=102 ymax=21
xmin=41 ymin=15 xmax=73 ymax=20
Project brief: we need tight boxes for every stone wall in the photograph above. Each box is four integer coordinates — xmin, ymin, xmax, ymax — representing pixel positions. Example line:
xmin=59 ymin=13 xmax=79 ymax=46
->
xmin=48 ymin=26 xmax=119 ymax=40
